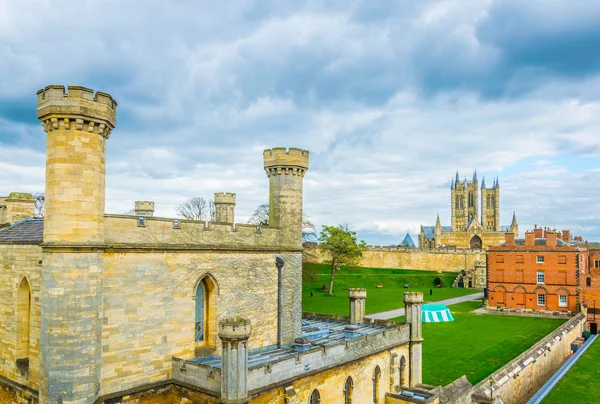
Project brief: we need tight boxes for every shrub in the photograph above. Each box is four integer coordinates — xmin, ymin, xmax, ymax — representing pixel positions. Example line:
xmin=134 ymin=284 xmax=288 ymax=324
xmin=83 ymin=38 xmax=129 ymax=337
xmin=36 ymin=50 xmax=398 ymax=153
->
xmin=433 ymin=277 xmax=441 ymax=286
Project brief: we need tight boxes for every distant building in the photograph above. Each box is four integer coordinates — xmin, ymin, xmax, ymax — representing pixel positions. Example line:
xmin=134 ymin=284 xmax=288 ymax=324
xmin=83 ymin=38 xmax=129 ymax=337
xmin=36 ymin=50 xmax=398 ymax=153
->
xmin=400 ymin=232 xmax=416 ymax=248
xmin=419 ymin=171 xmax=518 ymax=249
xmin=580 ymin=245 xmax=600 ymax=334
xmin=487 ymin=228 xmax=587 ymax=313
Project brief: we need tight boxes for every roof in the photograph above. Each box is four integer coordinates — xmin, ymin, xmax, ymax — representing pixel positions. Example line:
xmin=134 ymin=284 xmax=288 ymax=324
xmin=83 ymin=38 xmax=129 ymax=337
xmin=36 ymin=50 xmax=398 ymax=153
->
xmin=422 ymin=226 xmax=452 ymax=239
xmin=500 ymin=238 xmax=574 ymax=247
xmin=191 ymin=318 xmax=389 ymax=369
xmin=0 ymin=218 xmax=44 ymax=244
xmin=400 ymin=233 xmax=416 ymax=248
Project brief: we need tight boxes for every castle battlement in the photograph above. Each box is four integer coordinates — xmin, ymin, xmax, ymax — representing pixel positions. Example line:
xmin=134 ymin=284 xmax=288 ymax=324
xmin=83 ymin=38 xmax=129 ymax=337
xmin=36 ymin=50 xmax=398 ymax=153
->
xmin=214 ymin=192 xmax=236 ymax=204
xmin=37 ymin=85 xmax=117 ymax=137
xmin=263 ymin=147 xmax=309 ymax=172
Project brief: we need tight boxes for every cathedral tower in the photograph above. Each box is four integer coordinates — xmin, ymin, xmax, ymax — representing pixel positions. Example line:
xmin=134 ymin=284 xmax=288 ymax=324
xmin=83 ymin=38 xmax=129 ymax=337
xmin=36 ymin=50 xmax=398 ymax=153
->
xmin=481 ymin=177 xmax=500 ymax=231
xmin=451 ymin=171 xmax=478 ymax=231
xmin=37 ymin=85 xmax=116 ymax=403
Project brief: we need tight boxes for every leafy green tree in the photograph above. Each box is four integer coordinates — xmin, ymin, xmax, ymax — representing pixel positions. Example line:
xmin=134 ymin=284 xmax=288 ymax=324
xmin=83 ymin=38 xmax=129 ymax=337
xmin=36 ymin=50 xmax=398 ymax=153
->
xmin=319 ymin=225 xmax=367 ymax=296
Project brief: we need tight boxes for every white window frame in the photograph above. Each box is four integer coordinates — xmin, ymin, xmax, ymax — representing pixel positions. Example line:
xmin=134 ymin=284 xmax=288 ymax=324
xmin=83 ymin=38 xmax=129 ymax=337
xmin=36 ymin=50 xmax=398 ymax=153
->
xmin=559 ymin=295 xmax=567 ymax=308
xmin=537 ymin=293 xmax=546 ymax=306
xmin=536 ymin=255 xmax=545 ymax=264
xmin=537 ymin=271 xmax=545 ymax=284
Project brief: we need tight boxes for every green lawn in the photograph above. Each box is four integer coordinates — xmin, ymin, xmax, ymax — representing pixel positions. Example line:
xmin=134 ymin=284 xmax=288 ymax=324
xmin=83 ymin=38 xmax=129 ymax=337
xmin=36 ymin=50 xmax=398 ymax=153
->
xmin=542 ymin=337 xmax=600 ymax=403
xmin=302 ymin=264 xmax=477 ymax=316
xmin=423 ymin=300 xmax=566 ymax=386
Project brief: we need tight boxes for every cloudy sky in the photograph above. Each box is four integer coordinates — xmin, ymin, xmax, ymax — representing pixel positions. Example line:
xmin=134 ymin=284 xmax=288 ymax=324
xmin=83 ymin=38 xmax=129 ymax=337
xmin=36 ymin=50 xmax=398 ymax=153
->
xmin=1 ymin=0 xmax=600 ymax=245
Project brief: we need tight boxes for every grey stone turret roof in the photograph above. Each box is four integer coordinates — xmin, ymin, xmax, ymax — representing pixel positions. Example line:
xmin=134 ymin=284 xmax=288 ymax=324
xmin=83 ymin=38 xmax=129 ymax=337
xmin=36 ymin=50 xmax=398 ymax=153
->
xmin=0 ymin=218 xmax=44 ymax=244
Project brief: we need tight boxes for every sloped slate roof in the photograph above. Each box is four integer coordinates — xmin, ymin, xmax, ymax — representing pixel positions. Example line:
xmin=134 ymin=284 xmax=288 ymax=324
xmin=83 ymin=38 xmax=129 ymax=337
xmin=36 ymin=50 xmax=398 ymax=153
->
xmin=503 ymin=238 xmax=574 ymax=247
xmin=400 ymin=232 xmax=416 ymax=248
xmin=422 ymin=226 xmax=452 ymax=239
xmin=0 ymin=218 xmax=44 ymax=244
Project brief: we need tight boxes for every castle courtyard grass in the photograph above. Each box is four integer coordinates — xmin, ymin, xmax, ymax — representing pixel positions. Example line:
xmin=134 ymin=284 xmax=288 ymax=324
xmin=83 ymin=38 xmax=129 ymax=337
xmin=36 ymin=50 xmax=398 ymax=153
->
xmin=541 ymin=336 xmax=600 ymax=403
xmin=302 ymin=264 xmax=478 ymax=316
xmin=422 ymin=300 xmax=566 ymax=386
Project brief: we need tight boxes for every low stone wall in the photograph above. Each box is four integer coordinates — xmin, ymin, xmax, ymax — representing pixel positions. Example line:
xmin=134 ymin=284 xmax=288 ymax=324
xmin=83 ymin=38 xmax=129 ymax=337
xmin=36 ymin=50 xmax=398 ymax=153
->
xmin=471 ymin=311 xmax=586 ymax=403
xmin=304 ymin=243 xmax=485 ymax=272
xmin=478 ymin=307 xmax=573 ymax=319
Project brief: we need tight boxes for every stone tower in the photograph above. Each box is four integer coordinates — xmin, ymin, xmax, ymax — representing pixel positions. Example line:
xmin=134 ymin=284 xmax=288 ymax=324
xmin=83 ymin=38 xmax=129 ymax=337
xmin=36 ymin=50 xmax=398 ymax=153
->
xmin=214 ymin=192 xmax=236 ymax=223
xmin=451 ymin=171 xmax=478 ymax=231
xmin=134 ymin=200 xmax=155 ymax=217
xmin=264 ymin=148 xmax=309 ymax=344
xmin=403 ymin=292 xmax=423 ymax=387
xmin=37 ymin=85 xmax=116 ymax=403
xmin=480 ymin=177 xmax=500 ymax=231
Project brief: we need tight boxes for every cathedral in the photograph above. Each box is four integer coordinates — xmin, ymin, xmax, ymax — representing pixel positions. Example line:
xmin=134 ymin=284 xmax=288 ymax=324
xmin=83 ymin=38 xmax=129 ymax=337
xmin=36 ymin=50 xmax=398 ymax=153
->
xmin=419 ymin=171 xmax=518 ymax=249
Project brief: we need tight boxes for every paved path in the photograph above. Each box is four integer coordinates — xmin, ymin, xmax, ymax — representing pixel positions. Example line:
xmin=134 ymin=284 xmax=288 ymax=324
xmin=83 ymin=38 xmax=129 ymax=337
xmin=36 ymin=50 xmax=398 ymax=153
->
xmin=368 ymin=292 xmax=484 ymax=320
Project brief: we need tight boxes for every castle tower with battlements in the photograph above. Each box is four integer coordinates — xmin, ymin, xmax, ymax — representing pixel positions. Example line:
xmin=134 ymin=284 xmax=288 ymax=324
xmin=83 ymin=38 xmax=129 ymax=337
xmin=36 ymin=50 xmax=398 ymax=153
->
xmin=37 ymin=85 xmax=117 ymax=403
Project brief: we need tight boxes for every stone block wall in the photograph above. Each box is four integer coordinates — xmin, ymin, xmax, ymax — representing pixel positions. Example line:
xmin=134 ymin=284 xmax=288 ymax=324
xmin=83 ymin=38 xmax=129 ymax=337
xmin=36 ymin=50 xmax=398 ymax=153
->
xmin=304 ymin=243 xmax=485 ymax=273
xmin=0 ymin=245 xmax=42 ymax=394
xmin=100 ymin=249 xmax=299 ymax=396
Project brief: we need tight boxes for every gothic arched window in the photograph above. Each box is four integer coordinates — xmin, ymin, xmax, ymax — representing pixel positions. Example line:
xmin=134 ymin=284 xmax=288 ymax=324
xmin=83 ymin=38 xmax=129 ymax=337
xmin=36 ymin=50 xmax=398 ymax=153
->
xmin=373 ymin=366 xmax=381 ymax=403
xmin=310 ymin=389 xmax=321 ymax=404
xmin=399 ymin=356 xmax=406 ymax=387
xmin=195 ymin=281 xmax=206 ymax=342
xmin=344 ymin=376 xmax=354 ymax=404
xmin=17 ymin=277 xmax=31 ymax=375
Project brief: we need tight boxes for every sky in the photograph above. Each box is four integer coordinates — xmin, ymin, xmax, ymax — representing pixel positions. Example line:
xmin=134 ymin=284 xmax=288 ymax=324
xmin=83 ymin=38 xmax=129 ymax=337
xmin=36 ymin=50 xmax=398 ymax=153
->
xmin=1 ymin=0 xmax=600 ymax=245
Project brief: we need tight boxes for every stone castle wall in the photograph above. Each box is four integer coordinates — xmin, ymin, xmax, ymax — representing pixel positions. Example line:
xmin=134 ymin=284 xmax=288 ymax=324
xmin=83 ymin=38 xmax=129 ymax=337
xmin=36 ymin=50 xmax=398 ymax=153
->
xmin=304 ymin=243 xmax=485 ymax=272
xmin=0 ymin=245 xmax=42 ymax=394
xmin=472 ymin=312 xmax=586 ymax=403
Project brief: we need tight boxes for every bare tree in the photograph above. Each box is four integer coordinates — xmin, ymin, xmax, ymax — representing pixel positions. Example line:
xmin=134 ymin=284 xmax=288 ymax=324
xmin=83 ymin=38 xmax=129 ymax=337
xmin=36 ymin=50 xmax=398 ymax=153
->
xmin=248 ymin=203 xmax=270 ymax=225
xmin=177 ymin=197 xmax=215 ymax=221
xmin=33 ymin=193 xmax=45 ymax=218
xmin=248 ymin=203 xmax=316 ymax=232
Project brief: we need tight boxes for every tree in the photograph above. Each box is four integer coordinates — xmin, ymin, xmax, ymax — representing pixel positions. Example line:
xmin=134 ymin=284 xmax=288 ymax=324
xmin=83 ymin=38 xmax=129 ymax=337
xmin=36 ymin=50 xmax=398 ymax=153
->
xmin=319 ymin=225 xmax=367 ymax=296
xmin=33 ymin=193 xmax=44 ymax=218
xmin=247 ymin=203 xmax=316 ymax=232
xmin=248 ymin=203 xmax=270 ymax=225
xmin=177 ymin=197 xmax=215 ymax=221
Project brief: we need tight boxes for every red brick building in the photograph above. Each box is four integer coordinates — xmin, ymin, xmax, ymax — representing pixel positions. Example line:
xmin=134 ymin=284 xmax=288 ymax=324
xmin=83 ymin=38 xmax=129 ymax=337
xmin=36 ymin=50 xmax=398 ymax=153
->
xmin=487 ymin=228 xmax=587 ymax=313
xmin=581 ymin=247 xmax=600 ymax=333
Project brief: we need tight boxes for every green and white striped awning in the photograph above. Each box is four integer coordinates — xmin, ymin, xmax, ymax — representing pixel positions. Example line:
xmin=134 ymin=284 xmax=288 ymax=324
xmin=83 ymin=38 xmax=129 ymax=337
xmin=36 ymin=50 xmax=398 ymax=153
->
xmin=422 ymin=304 xmax=454 ymax=322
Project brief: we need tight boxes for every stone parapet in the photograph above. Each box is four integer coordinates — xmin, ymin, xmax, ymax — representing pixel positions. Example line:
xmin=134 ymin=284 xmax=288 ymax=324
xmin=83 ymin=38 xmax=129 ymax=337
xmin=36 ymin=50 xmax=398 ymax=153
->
xmin=348 ymin=288 xmax=367 ymax=300
xmin=263 ymin=147 xmax=309 ymax=175
xmin=218 ymin=318 xmax=251 ymax=341
xmin=37 ymin=85 xmax=116 ymax=137
xmin=134 ymin=201 xmax=155 ymax=217
xmin=214 ymin=192 xmax=236 ymax=205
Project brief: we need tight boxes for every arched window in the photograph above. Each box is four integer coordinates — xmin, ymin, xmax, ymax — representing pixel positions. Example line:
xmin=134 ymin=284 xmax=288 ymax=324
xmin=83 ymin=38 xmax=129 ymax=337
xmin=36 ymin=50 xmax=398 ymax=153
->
xmin=195 ymin=281 xmax=206 ymax=342
xmin=373 ymin=366 xmax=381 ymax=403
xmin=344 ymin=376 xmax=354 ymax=404
xmin=17 ymin=277 xmax=31 ymax=375
xmin=309 ymin=389 xmax=320 ymax=404
xmin=399 ymin=356 xmax=406 ymax=387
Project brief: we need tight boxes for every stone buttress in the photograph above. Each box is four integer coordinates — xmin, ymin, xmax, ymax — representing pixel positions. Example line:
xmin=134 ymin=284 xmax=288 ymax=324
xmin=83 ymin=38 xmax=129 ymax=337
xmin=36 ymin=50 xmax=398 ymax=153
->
xmin=403 ymin=292 xmax=423 ymax=387
xmin=37 ymin=85 xmax=117 ymax=403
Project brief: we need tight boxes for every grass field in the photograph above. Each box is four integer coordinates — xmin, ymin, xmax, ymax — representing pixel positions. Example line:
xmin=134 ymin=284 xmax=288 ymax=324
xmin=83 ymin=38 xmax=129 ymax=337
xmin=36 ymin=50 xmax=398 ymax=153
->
xmin=422 ymin=300 xmax=566 ymax=386
xmin=542 ymin=337 xmax=600 ymax=403
xmin=302 ymin=264 xmax=478 ymax=316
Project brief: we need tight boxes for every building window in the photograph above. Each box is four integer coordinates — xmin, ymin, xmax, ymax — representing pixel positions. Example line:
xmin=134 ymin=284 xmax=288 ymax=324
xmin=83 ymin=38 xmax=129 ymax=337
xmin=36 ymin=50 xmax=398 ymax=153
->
xmin=559 ymin=295 xmax=568 ymax=308
xmin=344 ymin=377 xmax=354 ymax=404
xmin=373 ymin=366 xmax=381 ymax=404
xmin=17 ymin=277 xmax=31 ymax=376
xmin=595 ymin=260 xmax=600 ymax=269
xmin=537 ymin=272 xmax=545 ymax=284
xmin=558 ymin=255 xmax=567 ymax=264
xmin=399 ymin=356 xmax=406 ymax=387
xmin=587 ymin=277 xmax=592 ymax=287
xmin=516 ymin=255 xmax=524 ymax=264
xmin=496 ymin=254 xmax=504 ymax=263
xmin=195 ymin=282 xmax=206 ymax=342
xmin=537 ymin=294 xmax=546 ymax=306
xmin=310 ymin=389 xmax=321 ymax=404
xmin=537 ymin=256 xmax=545 ymax=264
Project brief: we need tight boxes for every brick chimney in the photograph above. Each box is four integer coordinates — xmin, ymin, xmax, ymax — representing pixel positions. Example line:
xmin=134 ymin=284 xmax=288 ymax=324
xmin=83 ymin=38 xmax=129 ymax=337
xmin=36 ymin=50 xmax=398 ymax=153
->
xmin=505 ymin=232 xmax=515 ymax=247
xmin=575 ymin=236 xmax=583 ymax=242
xmin=561 ymin=230 xmax=571 ymax=243
xmin=534 ymin=227 xmax=543 ymax=238
xmin=546 ymin=231 xmax=557 ymax=248
xmin=525 ymin=231 xmax=535 ymax=247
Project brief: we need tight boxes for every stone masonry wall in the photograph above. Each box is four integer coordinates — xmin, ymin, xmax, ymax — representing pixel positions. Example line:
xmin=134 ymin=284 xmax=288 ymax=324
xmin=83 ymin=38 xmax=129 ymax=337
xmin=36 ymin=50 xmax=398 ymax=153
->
xmin=305 ymin=244 xmax=485 ymax=272
xmin=251 ymin=345 xmax=409 ymax=404
xmin=100 ymin=249 xmax=300 ymax=397
xmin=0 ymin=244 xmax=42 ymax=394
xmin=472 ymin=312 xmax=586 ymax=403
